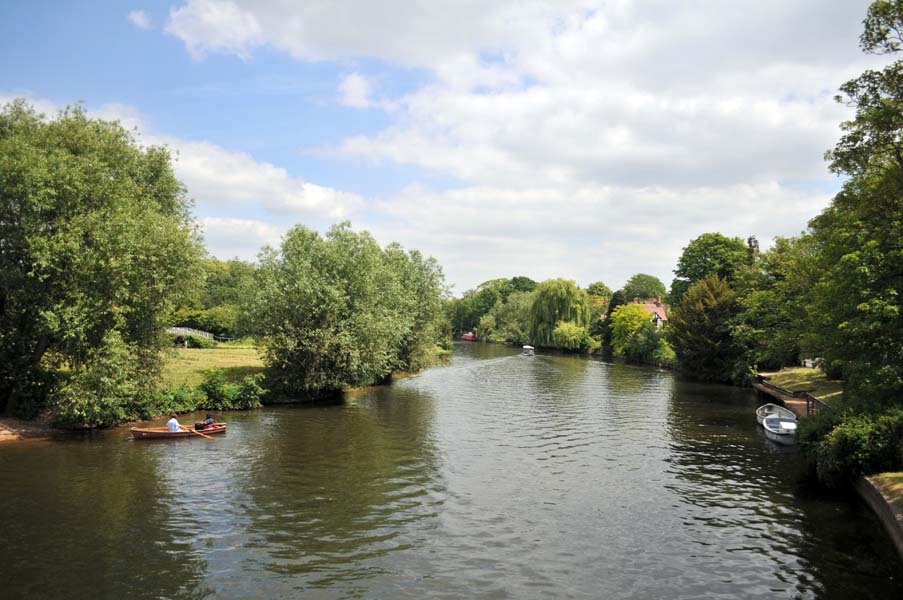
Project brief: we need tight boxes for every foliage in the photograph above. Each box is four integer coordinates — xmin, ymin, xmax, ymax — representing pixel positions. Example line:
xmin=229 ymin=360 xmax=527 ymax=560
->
xmin=610 ymin=304 xmax=653 ymax=357
xmin=668 ymin=275 xmax=742 ymax=383
xmin=186 ymin=334 xmax=217 ymax=349
xmin=586 ymin=281 xmax=612 ymax=298
xmin=552 ymin=321 xmax=591 ymax=351
xmin=447 ymin=276 xmax=536 ymax=334
xmin=479 ymin=290 xmax=534 ymax=345
xmin=528 ymin=279 xmax=591 ymax=348
xmin=199 ymin=258 xmax=256 ymax=309
xmin=0 ymin=100 xmax=204 ymax=420
xmin=670 ymin=233 xmax=748 ymax=304
xmin=622 ymin=273 xmax=666 ymax=301
xmin=249 ymin=222 xmax=445 ymax=397
xmin=173 ymin=304 xmax=242 ymax=338
xmin=800 ymin=406 xmax=903 ymax=485
xmin=198 ymin=369 xmax=265 ymax=410
xmin=54 ymin=330 xmax=139 ymax=428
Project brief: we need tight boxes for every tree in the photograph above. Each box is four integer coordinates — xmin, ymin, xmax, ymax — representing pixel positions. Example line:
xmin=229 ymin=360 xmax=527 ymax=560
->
xmin=0 ymin=100 xmax=203 ymax=420
xmin=670 ymin=233 xmax=748 ymax=304
xmin=249 ymin=223 xmax=444 ymax=397
xmin=509 ymin=276 xmax=537 ymax=294
xmin=622 ymin=273 xmax=666 ymax=300
xmin=486 ymin=290 xmax=534 ymax=344
xmin=610 ymin=304 xmax=654 ymax=358
xmin=552 ymin=321 xmax=591 ymax=351
xmin=528 ymin=279 xmax=591 ymax=347
xmin=804 ymin=0 xmax=903 ymax=401
xmin=586 ymin=281 xmax=612 ymax=298
xmin=667 ymin=275 xmax=742 ymax=383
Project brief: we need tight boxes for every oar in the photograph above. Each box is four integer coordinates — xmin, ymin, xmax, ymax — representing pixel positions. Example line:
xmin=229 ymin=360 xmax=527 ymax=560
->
xmin=181 ymin=425 xmax=214 ymax=440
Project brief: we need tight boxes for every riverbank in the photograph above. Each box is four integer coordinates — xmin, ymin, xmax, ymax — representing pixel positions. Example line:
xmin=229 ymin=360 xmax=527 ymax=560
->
xmin=0 ymin=415 xmax=55 ymax=443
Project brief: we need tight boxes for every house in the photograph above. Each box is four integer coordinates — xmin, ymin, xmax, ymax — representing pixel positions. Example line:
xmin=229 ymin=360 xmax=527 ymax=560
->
xmin=633 ymin=296 xmax=669 ymax=329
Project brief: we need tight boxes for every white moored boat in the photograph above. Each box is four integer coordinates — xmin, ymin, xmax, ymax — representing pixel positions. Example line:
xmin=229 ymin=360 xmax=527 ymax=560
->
xmin=762 ymin=414 xmax=798 ymax=445
xmin=522 ymin=345 xmax=535 ymax=356
xmin=756 ymin=403 xmax=796 ymax=425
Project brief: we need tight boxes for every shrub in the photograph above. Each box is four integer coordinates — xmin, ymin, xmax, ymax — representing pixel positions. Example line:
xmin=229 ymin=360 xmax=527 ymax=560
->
xmin=800 ymin=407 xmax=903 ymax=486
xmin=186 ymin=334 xmax=217 ymax=349
xmin=198 ymin=369 xmax=265 ymax=410
xmin=552 ymin=321 xmax=591 ymax=351
xmin=233 ymin=374 xmax=265 ymax=409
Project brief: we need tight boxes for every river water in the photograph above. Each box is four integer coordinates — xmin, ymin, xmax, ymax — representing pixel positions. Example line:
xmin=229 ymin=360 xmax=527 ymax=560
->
xmin=1 ymin=343 xmax=901 ymax=599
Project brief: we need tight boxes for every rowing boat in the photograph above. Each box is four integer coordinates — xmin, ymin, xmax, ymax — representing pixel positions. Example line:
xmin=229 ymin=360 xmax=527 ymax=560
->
xmin=756 ymin=403 xmax=795 ymax=425
xmin=130 ymin=423 xmax=227 ymax=439
xmin=762 ymin=415 xmax=797 ymax=445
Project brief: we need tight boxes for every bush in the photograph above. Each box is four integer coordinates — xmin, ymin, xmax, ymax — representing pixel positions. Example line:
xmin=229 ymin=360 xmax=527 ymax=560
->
xmin=198 ymin=368 xmax=264 ymax=410
xmin=186 ymin=334 xmax=217 ymax=349
xmin=149 ymin=385 xmax=207 ymax=416
xmin=552 ymin=321 xmax=591 ymax=351
xmin=800 ymin=407 xmax=903 ymax=485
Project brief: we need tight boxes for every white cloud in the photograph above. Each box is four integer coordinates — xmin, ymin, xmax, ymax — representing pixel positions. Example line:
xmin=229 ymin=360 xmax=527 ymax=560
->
xmin=166 ymin=0 xmax=263 ymax=60
xmin=127 ymin=9 xmax=152 ymax=31
xmin=0 ymin=93 xmax=363 ymax=261
xmin=338 ymin=73 xmax=373 ymax=108
xmin=200 ymin=217 xmax=285 ymax=261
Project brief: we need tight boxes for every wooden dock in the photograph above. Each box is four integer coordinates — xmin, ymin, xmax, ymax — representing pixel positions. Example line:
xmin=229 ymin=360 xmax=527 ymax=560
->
xmin=750 ymin=375 xmax=829 ymax=418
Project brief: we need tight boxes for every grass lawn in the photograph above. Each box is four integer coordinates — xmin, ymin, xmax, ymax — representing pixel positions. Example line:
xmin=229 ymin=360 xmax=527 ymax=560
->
xmin=161 ymin=347 xmax=265 ymax=388
xmin=872 ymin=472 xmax=903 ymax=517
xmin=761 ymin=366 xmax=844 ymax=403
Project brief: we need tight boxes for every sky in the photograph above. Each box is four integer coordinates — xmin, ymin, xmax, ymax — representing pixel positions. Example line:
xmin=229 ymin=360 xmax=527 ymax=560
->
xmin=0 ymin=0 xmax=887 ymax=295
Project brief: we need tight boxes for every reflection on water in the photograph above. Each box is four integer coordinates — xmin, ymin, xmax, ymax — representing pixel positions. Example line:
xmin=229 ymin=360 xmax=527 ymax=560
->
xmin=1 ymin=342 xmax=900 ymax=599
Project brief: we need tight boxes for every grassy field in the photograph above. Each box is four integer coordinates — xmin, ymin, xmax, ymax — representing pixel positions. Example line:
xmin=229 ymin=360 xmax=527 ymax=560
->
xmin=872 ymin=472 xmax=903 ymax=517
xmin=161 ymin=346 xmax=265 ymax=388
xmin=762 ymin=366 xmax=844 ymax=403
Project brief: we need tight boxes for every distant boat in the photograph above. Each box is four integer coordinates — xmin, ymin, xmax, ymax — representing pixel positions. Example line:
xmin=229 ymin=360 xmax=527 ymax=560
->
xmin=756 ymin=403 xmax=795 ymax=425
xmin=461 ymin=332 xmax=477 ymax=341
xmin=522 ymin=345 xmax=535 ymax=356
xmin=762 ymin=415 xmax=797 ymax=445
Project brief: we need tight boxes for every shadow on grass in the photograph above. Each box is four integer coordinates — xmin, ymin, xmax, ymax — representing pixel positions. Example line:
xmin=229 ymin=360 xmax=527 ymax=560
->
xmin=221 ymin=366 xmax=266 ymax=383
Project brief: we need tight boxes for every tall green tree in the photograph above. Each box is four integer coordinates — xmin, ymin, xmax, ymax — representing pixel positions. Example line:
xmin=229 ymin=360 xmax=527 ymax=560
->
xmin=528 ymin=279 xmax=591 ymax=347
xmin=670 ymin=233 xmax=748 ymax=304
xmin=586 ymin=281 xmax=612 ymax=298
xmin=0 ymin=100 xmax=203 ymax=420
xmin=249 ymin=222 xmax=444 ymax=397
xmin=804 ymin=0 xmax=903 ymax=400
xmin=668 ymin=275 xmax=742 ymax=383
xmin=622 ymin=273 xmax=666 ymax=300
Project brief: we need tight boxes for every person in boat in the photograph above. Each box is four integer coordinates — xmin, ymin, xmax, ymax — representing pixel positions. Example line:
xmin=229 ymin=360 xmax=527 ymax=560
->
xmin=167 ymin=414 xmax=182 ymax=433
xmin=196 ymin=413 xmax=216 ymax=430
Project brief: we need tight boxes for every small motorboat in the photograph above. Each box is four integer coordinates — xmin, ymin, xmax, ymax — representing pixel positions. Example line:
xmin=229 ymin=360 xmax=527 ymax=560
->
xmin=762 ymin=415 xmax=797 ymax=445
xmin=756 ymin=403 xmax=795 ymax=425
xmin=522 ymin=345 xmax=535 ymax=356
xmin=130 ymin=423 xmax=227 ymax=440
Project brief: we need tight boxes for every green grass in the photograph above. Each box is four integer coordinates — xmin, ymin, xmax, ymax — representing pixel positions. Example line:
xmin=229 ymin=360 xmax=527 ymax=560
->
xmin=161 ymin=347 xmax=265 ymax=388
xmin=762 ymin=366 xmax=844 ymax=403
xmin=872 ymin=472 xmax=903 ymax=517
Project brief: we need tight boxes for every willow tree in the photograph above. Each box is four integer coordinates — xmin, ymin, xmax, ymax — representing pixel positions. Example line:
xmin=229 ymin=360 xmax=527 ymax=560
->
xmin=528 ymin=279 xmax=591 ymax=347
xmin=0 ymin=100 xmax=203 ymax=422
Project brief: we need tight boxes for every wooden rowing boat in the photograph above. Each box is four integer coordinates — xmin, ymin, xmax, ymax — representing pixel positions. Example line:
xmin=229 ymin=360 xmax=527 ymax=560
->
xmin=130 ymin=423 xmax=227 ymax=440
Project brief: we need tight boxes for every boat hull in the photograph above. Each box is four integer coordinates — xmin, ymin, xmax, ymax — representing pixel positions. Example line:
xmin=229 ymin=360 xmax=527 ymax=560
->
xmin=130 ymin=424 xmax=227 ymax=439
xmin=762 ymin=415 xmax=797 ymax=446
xmin=763 ymin=427 xmax=796 ymax=445
xmin=756 ymin=403 xmax=795 ymax=425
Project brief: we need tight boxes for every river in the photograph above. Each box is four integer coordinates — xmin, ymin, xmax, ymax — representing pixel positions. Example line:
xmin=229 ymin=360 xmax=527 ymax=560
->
xmin=1 ymin=342 xmax=901 ymax=599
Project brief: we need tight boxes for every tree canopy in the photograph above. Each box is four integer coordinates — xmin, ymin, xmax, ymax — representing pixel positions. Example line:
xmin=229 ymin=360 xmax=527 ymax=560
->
xmin=249 ymin=223 xmax=445 ymax=397
xmin=528 ymin=279 xmax=591 ymax=347
xmin=670 ymin=233 xmax=748 ymax=304
xmin=622 ymin=273 xmax=666 ymax=300
xmin=0 ymin=100 xmax=203 ymax=421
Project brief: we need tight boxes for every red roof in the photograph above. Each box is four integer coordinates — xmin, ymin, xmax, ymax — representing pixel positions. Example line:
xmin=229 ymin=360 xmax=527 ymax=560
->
xmin=633 ymin=297 xmax=668 ymax=321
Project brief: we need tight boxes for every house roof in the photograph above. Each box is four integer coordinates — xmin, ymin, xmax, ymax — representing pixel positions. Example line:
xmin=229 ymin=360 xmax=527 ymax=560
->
xmin=633 ymin=297 xmax=668 ymax=321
